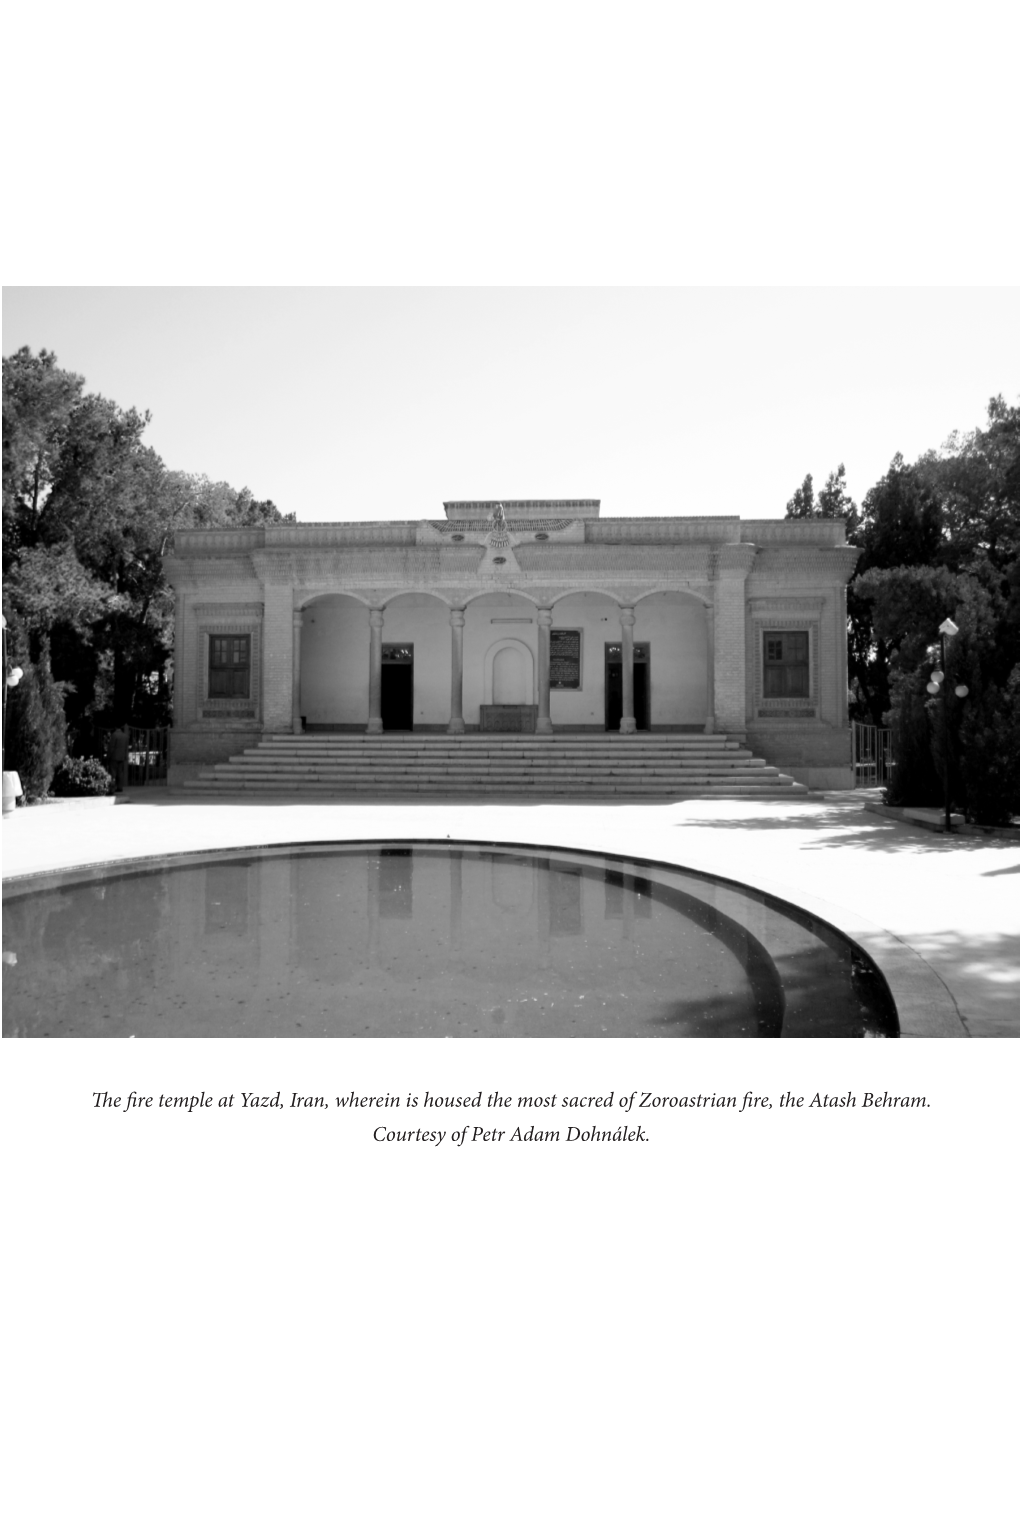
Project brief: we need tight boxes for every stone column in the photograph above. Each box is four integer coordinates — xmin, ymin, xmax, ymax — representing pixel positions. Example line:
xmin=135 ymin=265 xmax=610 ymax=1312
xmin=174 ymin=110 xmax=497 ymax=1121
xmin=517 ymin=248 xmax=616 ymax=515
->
xmin=712 ymin=544 xmax=756 ymax=737
xmin=536 ymin=609 xmax=553 ymax=735
xmin=291 ymin=608 xmax=304 ymax=734
xmin=448 ymin=608 xmax=466 ymax=734
xmin=703 ymin=601 xmax=716 ymax=733
xmin=261 ymin=581 xmax=295 ymax=733
xmin=367 ymin=607 xmax=384 ymax=734
xmin=173 ymin=592 xmax=187 ymax=727
xmin=619 ymin=606 xmax=636 ymax=734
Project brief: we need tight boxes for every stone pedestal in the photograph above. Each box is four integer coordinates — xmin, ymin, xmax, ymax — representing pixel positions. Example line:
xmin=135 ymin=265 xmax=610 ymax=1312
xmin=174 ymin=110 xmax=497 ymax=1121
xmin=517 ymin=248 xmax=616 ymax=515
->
xmin=479 ymin=705 xmax=538 ymax=732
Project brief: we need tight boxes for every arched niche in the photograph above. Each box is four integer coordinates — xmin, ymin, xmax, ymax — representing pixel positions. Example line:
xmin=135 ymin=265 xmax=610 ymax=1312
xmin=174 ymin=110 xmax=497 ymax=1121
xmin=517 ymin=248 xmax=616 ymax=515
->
xmin=484 ymin=638 xmax=536 ymax=704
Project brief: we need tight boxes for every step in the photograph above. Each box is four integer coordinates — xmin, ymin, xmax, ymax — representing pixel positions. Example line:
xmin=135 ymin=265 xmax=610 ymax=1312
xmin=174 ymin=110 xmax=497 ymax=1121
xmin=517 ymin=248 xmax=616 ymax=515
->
xmin=191 ymin=781 xmax=807 ymax=797
xmin=245 ymin=747 xmax=749 ymax=761
xmin=205 ymin=776 xmax=786 ymax=790
xmin=210 ymin=762 xmax=772 ymax=779
xmin=205 ymin=760 xmax=781 ymax=776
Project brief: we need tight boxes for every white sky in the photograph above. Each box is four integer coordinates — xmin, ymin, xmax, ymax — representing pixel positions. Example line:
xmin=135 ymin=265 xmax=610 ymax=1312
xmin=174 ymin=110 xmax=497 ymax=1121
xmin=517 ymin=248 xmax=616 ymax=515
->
xmin=4 ymin=287 xmax=1017 ymax=523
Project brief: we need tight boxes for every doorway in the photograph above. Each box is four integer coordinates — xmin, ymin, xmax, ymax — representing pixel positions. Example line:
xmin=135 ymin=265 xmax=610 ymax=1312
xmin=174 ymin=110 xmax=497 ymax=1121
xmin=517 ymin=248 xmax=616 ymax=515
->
xmin=381 ymin=644 xmax=414 ymax=730
xmin=605 ymin=643 xmax=649 ymax=730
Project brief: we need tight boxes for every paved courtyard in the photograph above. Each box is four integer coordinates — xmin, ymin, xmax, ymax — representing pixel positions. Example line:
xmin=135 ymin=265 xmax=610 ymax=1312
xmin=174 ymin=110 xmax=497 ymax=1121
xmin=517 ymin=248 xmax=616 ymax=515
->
xmin=2 ymin=788 xmax=1017 ymax=1037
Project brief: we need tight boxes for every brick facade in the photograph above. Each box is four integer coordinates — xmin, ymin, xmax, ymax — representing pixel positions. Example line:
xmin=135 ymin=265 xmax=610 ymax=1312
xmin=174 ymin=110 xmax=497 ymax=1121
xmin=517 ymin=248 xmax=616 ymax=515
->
xmin=164 ymin=503 xmax=859 ymax=788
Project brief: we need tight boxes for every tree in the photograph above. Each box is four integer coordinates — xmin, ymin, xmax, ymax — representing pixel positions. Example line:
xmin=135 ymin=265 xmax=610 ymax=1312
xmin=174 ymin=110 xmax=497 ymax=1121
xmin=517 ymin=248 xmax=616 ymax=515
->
xmin=3 ymin=347 xmax=295 ymax=756
xmin=785 ymin=473 xmax=814 ymax=519
xmin=783 ymin=400 xmax=1020 ymax=819
xmin=784 ymin=464 xmax=857 ymax=530
xmin=4 ymin=642 xmax=67 ymax=800
xmin=847 ymin=401 xmax=1020 ymax=815
xmin=816 ymin=465 xmax=859 ymax=534
xmin=2 ymin=348 xmax=84 ymax=558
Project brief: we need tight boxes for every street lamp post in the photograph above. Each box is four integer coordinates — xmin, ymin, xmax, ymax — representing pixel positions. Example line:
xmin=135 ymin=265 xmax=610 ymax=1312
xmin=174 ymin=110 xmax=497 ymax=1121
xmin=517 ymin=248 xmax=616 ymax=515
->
xmin=926 ymin=618 xmax=968 ymax=833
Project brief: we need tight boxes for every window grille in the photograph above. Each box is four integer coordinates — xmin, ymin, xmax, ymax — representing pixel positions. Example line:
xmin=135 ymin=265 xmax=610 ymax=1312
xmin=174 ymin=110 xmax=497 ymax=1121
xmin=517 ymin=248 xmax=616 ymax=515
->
xmin=209 ymin=635 xmax=251 ymax=698
xmin=763 ymin=631 xmax=809 ymax=698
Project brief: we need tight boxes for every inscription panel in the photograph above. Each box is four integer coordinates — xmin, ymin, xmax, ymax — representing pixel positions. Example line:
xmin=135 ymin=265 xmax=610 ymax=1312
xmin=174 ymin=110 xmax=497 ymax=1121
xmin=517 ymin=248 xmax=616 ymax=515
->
xmin=550 ymin=629 xmax=581 ymax=689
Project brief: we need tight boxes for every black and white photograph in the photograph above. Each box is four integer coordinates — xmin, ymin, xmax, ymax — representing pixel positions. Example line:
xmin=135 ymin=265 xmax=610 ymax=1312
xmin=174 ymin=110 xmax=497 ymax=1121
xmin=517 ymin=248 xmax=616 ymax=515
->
xmin=4 ymin=288 xmax=1017 ymax=1039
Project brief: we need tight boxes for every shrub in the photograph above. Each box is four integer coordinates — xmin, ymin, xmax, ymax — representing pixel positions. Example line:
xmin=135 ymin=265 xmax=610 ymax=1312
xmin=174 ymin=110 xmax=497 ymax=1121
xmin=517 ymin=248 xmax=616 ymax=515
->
xmin=884 ymin=680 xmax=942 ymax=807
xmin=51 ymin=755 xmax=113 ymax=797
xmin=957 ymin=666 xmax=1020 ymax=826
xmin=4 ymin=648 xmax=68 ymax=801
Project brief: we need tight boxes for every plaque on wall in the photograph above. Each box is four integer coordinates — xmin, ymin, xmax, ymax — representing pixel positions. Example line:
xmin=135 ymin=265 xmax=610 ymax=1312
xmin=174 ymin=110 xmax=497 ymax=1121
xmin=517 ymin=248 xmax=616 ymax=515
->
xmin=550 ymin=629 xmax=581 ymax=689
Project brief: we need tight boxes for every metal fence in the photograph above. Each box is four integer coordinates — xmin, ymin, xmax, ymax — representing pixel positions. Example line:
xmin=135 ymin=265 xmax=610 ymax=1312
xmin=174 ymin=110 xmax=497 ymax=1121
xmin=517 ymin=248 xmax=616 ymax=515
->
xmin=853 ymin=722 xmax=894 ymax=788
xmin=128 ymin=726 xmax=169 ymax=785
xmin=100 ymin=726 xmax=169 ymax=785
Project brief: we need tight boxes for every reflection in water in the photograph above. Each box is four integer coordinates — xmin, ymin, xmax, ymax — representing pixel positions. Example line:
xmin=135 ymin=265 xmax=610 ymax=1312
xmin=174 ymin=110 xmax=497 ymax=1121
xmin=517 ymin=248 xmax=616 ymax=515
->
xmin=205 ymin=863 xmax=250 ymax=937
xmin=2 ymin=845 xmax=898 ymax=1039
xmin=549 ymin=866 xmax=582 ymax=938
xmin=377 ymin=848 xmax=412 ymax=920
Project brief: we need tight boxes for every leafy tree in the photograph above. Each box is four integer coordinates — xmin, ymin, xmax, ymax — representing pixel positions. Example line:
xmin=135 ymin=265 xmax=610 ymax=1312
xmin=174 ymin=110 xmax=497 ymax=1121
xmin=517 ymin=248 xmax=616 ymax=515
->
xmin=816 ymin=465 xmax=859 ymax=534
xmin=784 ymin=465 xmax=858 ymax=530
xmin=957 ymin=665 xmax=1020 ymax=825
xmin=785 ymin=399 xmax=1019 ymax=819
xmin=785 ymin=473 xmax=814 ymax=519
xmin=3 ymin=347 xmax=294 ymax=753
xmin=2 ymin=348 xmax=84 ymax=557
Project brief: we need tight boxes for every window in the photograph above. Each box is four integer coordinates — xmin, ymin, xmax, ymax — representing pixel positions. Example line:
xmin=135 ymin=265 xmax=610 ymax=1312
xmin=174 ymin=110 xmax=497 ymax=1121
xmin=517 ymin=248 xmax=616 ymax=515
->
xmin=763 ymin=631 xmax=809 ymax=698
xmin=209 ymin=634 xmax=251 ymax=698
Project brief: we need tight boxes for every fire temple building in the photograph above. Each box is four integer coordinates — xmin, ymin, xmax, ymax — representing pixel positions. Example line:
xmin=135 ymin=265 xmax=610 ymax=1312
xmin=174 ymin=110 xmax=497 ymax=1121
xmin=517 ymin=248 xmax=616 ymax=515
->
xmin=164 ymin=500 xmax=860 ymax=791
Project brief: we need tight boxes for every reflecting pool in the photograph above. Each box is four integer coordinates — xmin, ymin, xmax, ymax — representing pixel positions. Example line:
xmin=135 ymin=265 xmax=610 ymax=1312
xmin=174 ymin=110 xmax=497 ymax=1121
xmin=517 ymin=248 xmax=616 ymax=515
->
xmin=1 ymin=843 xmax=897 ymax=1037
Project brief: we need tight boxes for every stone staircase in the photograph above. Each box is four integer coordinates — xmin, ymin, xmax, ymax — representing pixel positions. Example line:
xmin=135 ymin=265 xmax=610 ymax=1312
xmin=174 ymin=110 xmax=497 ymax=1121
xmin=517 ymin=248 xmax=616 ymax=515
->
xmin=188 ymin=734 xmax=809 ymax=798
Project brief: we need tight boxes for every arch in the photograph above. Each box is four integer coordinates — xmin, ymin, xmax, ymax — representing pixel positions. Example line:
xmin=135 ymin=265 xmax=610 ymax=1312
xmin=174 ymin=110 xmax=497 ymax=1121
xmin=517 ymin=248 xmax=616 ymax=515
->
xmin=381 ymin=590 xmax=455 ymax=613
xmin=483 ymin=638 xmax=535 ymax=704
xmin=493 ymin=645 xmax=527 ymax=704
xmin=462 ymin=589 xmax=542 ymax=613
xmin=631 ymin=589 xmax=711 ymax=727
xmin=632 ymin=586 xmax=712 ymax=610
xmin=547 ymin=587 xmax=626 ymax=610
xmin=297 ymin=592 xmax=371 ymax=728
xmin=297 ymin=589 xmax=373 ymax=612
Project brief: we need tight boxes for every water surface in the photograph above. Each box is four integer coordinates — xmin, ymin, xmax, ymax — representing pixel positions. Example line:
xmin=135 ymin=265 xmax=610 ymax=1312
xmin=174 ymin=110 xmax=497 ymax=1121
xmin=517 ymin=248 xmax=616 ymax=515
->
xmin=1 ymin=843 xmax=897 ymax=1037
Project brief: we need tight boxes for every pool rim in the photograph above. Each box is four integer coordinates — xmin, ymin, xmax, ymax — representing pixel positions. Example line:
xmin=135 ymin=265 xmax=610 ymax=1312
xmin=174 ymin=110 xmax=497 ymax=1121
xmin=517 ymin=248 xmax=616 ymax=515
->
xmin=2 ymin=835 xmax=965 ymax=1038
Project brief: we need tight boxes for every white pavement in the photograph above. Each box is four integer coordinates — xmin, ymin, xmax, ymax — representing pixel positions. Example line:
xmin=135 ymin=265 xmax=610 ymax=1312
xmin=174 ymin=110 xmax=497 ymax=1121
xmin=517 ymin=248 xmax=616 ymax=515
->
xmin=3 ymin=790 xmax=1018 ymax=1037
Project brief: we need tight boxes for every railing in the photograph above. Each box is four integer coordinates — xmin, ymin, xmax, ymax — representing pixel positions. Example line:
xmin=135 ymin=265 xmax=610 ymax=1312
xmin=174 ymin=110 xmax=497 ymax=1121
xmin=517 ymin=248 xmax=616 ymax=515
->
xmin=129 ymin=726 xmax=169 ymax=784
xmin=853 ymin=722 xmax=894 ymax=787
xmin=102 ymin=726 xmax=169 ymax=785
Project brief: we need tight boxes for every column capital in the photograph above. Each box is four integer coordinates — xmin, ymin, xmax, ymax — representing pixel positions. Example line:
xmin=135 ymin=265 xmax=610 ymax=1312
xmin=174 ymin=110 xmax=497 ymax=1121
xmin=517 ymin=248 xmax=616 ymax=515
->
xmin=715 ymin=543 xmax=757 ymax=580
xmin=369 ymin=607 xmax=385 ymax=629
xmin=537 ymin=607 xmax=553 ymax=628
xmin=449 ymin=608 xmax=465 ymax=628
xmin=620 ymin=606 xmax=636 ymax=627
xmin=292 ymin=609 xmax=304 ymax=628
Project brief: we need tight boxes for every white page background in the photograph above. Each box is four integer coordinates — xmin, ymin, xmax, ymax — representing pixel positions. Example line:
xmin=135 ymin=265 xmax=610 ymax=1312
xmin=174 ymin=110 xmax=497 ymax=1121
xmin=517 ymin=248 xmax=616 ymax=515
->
xmin=3 ymin=5 xmax=1018 ymax=1524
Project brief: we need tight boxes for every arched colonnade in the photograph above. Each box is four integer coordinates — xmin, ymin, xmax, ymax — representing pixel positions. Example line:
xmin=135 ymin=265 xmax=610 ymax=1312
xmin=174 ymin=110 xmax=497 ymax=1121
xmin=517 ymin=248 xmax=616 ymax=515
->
xmin=293 ymin=588 xmax=713 ymax=735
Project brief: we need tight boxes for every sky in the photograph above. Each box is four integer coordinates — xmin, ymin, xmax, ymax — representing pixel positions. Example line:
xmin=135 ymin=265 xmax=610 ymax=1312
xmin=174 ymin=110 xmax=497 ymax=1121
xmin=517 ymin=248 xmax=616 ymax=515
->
xmin=4 ymin=287 xmax=1018 ymax=524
